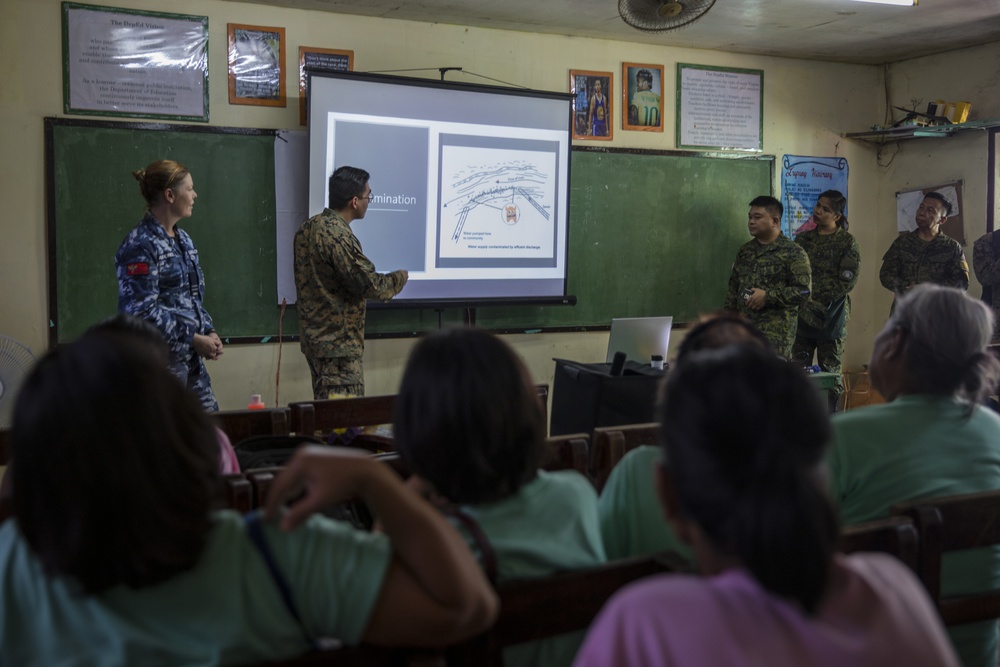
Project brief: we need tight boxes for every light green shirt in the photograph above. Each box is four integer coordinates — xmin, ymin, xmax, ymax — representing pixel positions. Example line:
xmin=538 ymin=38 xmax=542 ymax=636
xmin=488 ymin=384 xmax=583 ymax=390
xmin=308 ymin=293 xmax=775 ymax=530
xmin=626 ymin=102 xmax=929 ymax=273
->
xmin=0 ymin=511 xmax=393 ymax=666
xmin=454 ymin=469 xmax=606 ymax=667
xmin=829 ymin=395 xmax=1000 ymax=667
xmin=598 ymin=445 xmax=693 ymax=563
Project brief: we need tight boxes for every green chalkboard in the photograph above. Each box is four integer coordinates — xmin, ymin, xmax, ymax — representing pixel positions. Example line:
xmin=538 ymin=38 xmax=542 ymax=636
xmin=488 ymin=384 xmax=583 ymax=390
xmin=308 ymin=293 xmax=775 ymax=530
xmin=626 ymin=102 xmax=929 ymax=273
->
xmin=47 ymin=121 xmax=772 ymax=343
xmin=45 ymin=118 xmax=439 ymax=344
xmin=477 ymin=148 xmax=774 ymax=330
xmin=47 ymin=118 xmax=287 ymax=344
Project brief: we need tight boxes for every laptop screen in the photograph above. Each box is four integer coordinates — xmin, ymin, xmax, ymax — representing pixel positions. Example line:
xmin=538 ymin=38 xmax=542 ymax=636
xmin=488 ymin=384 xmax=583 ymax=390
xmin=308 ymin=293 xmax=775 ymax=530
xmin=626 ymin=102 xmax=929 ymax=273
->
xmin=606 ymin=316 xmax=673 ymax=364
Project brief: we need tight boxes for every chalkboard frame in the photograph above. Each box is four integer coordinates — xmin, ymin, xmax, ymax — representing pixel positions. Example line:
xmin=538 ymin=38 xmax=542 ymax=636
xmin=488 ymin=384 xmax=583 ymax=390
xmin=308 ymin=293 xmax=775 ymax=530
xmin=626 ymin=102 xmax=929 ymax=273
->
xmin=480 ymin=145 xmax=776 ymax=333
xmin=45 ymin=119 xmax=774 ymax=345
xmin=44 ymin=116 xmax=278 ymax=347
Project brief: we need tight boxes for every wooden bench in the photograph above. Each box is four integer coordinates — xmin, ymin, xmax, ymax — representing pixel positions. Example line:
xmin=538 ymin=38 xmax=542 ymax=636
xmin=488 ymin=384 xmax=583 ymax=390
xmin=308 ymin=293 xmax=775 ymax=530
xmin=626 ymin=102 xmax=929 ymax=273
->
xmin=290 ymin=386 xmax=552 ymax=443
xmin=541 ymin=433 xmax=590 ymax=479
xmin=289 ymin=395 xmax=396 ymax=440
xmin=0 ymin=428 xmax=10 ymax=465
xmin=447 ymin=552 xmax=682 ymax=666
xmin=839 ymin=515 xmax=920 ymax=574
xmin=216 ymin=474 xmax=253 ymax=513
xmin=892 ymin=490 xmax=1000 ymax=626
xmin=589 ymin=423 xmax=659 ymax=492
xmin=214 ymin=408 xmax=290 ymax=444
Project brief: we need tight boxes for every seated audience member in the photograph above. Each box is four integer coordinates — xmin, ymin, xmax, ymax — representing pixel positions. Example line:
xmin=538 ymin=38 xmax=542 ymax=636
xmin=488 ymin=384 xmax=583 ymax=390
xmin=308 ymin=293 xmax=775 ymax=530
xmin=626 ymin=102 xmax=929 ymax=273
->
xmin=599 ymin=314 xmax=770 ymax=562
xmin=828 ymin=283 xmax=1000 ymax=667
xmin=575 ymin=345 xmax=958 ymax=667
xmin=392 ymin=327 xmax=606 ymax=667
xmin=0 ymin=331 xmax=497 ymax=665
xmin=90 ymin=313 xmax=240 ymax=473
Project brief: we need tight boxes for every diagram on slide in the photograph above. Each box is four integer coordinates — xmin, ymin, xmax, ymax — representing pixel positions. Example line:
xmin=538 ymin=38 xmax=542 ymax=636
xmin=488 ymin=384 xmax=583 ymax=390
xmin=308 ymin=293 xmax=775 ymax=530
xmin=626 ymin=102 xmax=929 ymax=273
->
xmin=438 ymin=142 xmax=557 ymax=263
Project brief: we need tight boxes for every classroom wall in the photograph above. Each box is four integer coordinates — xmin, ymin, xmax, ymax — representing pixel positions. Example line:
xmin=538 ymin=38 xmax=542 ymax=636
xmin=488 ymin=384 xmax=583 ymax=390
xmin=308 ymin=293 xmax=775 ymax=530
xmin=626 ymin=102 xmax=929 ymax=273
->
xmin=879 ymin=42 xmax=1000 ymax=319
xmin=5 ymin=0 xmax=980 ymax=411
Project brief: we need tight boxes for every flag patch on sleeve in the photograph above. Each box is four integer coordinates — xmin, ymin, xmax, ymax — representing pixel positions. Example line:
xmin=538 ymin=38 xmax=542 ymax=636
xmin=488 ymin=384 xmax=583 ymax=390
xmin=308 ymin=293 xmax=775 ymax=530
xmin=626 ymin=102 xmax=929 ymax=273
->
xmin=127 ymin=262 xmax=149 ymax=276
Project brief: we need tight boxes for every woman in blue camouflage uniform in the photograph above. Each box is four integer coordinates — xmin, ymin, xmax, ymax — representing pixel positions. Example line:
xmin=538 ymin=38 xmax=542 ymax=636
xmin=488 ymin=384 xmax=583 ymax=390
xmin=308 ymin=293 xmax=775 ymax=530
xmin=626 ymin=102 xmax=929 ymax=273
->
xmin=792 ymin=190 xmax=861 ymax=412
xmin=115 ymin=160 xmax=223 ymax=411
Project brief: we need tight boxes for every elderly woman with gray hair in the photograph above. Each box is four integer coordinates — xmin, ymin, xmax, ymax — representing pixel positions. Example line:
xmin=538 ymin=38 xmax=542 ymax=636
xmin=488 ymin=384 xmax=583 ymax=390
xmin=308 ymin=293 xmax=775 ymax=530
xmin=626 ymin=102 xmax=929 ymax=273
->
xmin=828 ymin=283 xmax=1000 ymax=667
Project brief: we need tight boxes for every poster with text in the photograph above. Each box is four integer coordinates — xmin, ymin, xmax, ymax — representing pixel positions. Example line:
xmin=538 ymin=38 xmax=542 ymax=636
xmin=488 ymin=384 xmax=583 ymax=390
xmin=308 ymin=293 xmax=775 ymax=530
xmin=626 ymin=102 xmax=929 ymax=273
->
xmin=63 ymin=3 xmax=208 ymax=121
xmin=677 ymin=64 xmax=762 ymax=151
xmin=781 ymin=156 xmax=849 ymax=238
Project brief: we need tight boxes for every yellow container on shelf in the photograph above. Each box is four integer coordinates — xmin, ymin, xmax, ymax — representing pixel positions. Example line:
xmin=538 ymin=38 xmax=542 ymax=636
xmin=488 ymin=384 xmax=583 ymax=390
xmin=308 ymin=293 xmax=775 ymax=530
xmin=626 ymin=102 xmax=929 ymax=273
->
xmin=953 ymin=101 xmax=971 ymax=123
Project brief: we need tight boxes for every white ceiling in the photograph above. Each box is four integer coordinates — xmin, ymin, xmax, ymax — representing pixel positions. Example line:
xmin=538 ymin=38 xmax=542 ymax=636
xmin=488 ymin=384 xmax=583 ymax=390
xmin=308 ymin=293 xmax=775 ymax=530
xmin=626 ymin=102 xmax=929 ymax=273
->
xmin=228 ymin=0 xmax=1000 ymax=66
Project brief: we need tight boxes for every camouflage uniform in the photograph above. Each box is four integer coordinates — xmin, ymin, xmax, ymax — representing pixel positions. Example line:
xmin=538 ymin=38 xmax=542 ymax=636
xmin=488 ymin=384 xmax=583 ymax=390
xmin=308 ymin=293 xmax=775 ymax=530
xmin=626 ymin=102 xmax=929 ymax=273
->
xmin=879 ymin=231 xmax=969 ymax=311
xmin=972 ymin=231 xmax=1000 ymax=343
xmin=115 ymin=212 xmax=219 ymax=411
xmin=293 ymin=209 xmax=407 ymax=399
xmin=791 ymin=227 xmax=862 ymax=400
xmin=724 ymin=233 xmax=812 ymax=359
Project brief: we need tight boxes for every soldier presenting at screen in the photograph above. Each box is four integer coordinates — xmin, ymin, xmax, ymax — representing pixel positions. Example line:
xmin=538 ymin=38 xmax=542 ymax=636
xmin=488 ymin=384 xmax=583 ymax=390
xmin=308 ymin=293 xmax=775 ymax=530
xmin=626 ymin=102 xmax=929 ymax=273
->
xmin=294 ymin=166 xmax=408 ymax=399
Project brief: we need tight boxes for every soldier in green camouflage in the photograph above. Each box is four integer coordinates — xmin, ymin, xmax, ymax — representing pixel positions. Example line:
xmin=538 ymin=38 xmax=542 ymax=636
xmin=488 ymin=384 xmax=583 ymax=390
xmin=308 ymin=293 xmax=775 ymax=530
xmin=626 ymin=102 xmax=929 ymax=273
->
xmin=879 ymin=192 xmax=969 ymax=313
xmin=791 ymin=191 xmax=861 ymax=410
xmin=294 ymin=166 xmax=408 ymax=399
xmin=972 ymin=230 xmax=1000 ymax=343
xmin=724 ymin=195 xmax=812 ymax=359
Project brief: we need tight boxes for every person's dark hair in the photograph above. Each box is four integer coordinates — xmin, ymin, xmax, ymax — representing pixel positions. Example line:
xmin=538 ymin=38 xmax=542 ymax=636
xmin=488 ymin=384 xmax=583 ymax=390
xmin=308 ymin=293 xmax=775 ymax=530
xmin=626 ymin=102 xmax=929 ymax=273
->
xmin=636 ymin=69 xmax=652 ymax=84
xmin=659 ymin=345 xmax=837 ymax=614
xmin=10 ymin=331 xmax=220 ymax=595
xmin=89 ymin=313 xmax=168 ymax=361
xmin=817 ymin=189 xmax=849 ymax=231
xmin=890 ymin=283 xmax=1000 ymax=409
xmin=393 ymin=327 xmax=546 ymax=504
xmin=133 ymin=160 xmax=190 ymax=206
xmin=923 ymin=191 xmax=953 ymax=216
xmin=328 ymin=166 xmax=371 ymax=210
xmin=677 ymin=313 xmax=771 ymax=361
xmin=749 ymin=195 xmax=783 ymax=220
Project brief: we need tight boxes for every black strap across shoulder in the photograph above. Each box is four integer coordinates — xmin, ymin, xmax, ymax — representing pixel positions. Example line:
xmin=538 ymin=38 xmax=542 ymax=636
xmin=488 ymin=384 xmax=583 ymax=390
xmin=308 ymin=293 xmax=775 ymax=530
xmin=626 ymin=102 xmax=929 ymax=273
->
xmin=244 ymin=510 xmax=318 ymax=650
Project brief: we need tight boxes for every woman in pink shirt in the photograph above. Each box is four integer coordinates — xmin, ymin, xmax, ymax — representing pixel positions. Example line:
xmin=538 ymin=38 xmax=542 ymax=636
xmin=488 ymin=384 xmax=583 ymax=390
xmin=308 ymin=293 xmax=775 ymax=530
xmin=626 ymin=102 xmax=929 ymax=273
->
xmin=575 ymin=345 xmax=958 ymax=667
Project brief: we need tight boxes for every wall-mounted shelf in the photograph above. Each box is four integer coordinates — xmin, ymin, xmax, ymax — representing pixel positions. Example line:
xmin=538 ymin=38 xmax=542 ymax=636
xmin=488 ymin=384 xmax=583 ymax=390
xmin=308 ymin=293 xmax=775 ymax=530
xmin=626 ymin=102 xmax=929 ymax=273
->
xmin=843 ymin=118 xmax=1000 ymax=144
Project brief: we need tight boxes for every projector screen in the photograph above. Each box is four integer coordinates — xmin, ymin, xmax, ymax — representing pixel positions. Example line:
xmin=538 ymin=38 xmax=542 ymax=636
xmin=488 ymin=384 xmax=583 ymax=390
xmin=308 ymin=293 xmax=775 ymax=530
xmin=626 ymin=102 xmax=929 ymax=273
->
xmin=307 ymin=71 xmax=574 ymax=307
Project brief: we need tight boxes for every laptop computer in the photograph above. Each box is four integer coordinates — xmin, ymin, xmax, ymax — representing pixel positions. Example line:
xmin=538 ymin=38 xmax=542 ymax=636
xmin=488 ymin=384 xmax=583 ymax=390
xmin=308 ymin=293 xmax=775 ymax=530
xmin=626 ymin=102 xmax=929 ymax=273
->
xmin=606 ymin=316 xmax=673 ymax=364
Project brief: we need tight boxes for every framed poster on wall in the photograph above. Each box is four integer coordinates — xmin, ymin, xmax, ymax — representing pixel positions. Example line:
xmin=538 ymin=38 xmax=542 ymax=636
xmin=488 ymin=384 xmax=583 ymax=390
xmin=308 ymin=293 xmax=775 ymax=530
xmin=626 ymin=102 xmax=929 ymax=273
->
xmin=62 ymin=2 xmax=209 ymax=121
xmin=677 ymin=63 xmax=763 ymax=151
xmin=228 ymin=23 xmax=286 ymax=107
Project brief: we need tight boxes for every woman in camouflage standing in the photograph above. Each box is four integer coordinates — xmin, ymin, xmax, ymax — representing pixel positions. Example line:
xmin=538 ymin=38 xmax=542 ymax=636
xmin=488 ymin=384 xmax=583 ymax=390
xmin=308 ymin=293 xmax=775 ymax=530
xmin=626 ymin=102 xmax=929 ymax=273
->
xmin=792 ymin=190 xmax=861 ymax=412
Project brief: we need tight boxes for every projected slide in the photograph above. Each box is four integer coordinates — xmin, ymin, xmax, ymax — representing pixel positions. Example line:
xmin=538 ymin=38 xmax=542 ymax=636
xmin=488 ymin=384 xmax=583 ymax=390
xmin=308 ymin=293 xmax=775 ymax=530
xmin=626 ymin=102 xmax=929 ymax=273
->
xmin=439 ymin=137 xmax=557 ymax=268
xmin=306 ymin=71 xmax=572 ymax=306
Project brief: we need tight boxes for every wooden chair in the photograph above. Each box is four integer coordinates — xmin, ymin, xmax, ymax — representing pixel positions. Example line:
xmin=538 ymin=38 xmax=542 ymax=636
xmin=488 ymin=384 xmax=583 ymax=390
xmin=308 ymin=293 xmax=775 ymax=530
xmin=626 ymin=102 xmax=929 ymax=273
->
xmin=447 ymin=552 xmax=682 ymax=667
xmin=589 ymin=423 xmax=659 ymax=493
xmin=216 ymin=474 xmax=253 ymax=513
xmin=0 ymin=428 xmax=10 ymax=465
xmin=892 ymin=490 xmax=1000 ymax=626
xmin=214 ymin=408 xmax=290 ymax=444
xmin=289 ymin=395 xmax=396 ymax=440
xmin=534 ymin=383 xmax=550 ymax=414
xmin=540 ymin=433 xmax=590 ymax=479
xmin=246 ymin=645 xmax=445 ymax=667
xmin=839 ymin=515 xmax=920 ymax=574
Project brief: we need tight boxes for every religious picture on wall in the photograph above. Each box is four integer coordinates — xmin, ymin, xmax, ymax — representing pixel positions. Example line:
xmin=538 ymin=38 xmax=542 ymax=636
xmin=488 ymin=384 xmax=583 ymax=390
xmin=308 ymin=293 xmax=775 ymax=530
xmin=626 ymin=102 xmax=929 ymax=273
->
xmin=622 ymin=63 xmax=664 ymax=132
xmin=228 ymin=23 xmax=286 ymax=107
xmin=571 ymin=70 xmax=614 ymax=141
